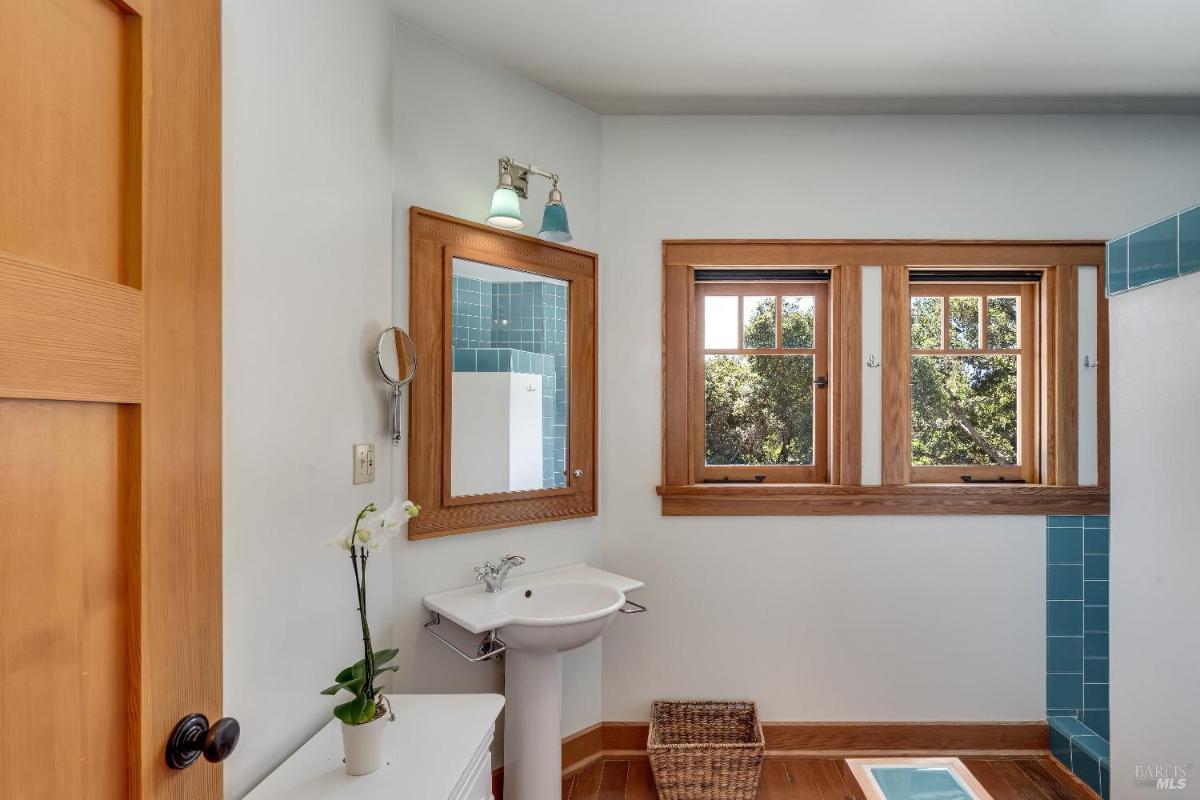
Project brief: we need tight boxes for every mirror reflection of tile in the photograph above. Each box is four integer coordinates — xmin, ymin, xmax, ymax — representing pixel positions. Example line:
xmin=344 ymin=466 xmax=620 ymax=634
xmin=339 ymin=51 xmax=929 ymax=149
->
xmin=452 ymin=259 xmax=568 ymax=489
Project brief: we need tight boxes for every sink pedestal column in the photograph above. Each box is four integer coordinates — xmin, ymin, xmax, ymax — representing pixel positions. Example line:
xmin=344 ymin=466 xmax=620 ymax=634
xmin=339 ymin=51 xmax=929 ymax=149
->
xmin=503 ymin=648 xmax=562 ymax=800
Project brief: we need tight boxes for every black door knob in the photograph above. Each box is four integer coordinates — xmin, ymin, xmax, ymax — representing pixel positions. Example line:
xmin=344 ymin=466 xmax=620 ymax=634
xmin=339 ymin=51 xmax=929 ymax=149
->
xmin=166 ymin=713 xmax=240 ymax=769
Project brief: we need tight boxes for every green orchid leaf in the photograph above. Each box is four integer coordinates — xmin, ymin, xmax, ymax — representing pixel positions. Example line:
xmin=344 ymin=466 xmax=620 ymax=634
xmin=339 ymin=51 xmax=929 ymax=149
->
xmin=334 ymin=660 xmax=367 ymax=685
xmin=372 ymin=648 xmax=399 ymax=666
xmin=334 ymin=693 xmax=376 ymax=725
xmin=320 ymin=674 xmax=365 ymax=697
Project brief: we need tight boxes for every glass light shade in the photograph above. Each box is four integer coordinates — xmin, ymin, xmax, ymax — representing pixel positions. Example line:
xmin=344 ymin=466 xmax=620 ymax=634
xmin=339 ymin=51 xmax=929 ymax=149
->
xmin=487 ymin=187 xmax=524 ymax=230
xmin=538 ymin=202 xmax=572 ymax=243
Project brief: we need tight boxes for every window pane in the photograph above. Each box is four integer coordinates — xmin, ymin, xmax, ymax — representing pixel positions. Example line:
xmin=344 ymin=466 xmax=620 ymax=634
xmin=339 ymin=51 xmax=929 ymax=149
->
xmin=910 ymin=297 xmax=942 ymax=349
xmin=704 ymin=295 xmax=738 ymax=349
xmin=987 ymin=296 xmax=1019 ymax=349
xmin=781 ymin=295 xmax=815 ymax=348
xmin=948 ymin=296 xmax=980 ymax=349
xmin=911 ymin=354 xmax=1018 ymax=466
xmin=742 ymin=296 xmax=776 ymax=348
xmin=705 ymin=354 xmax=814 ymax=466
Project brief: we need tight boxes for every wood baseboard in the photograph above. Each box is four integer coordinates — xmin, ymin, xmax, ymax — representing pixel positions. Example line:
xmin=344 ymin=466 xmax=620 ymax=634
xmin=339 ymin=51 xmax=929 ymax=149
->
xmin=491 ymin=720 xmax=1049 ymax=798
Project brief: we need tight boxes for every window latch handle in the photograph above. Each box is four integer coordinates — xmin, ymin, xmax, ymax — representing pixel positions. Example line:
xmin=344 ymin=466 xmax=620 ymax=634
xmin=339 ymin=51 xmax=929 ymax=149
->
xmin=813 ymin=375 xmax=829 ymax=389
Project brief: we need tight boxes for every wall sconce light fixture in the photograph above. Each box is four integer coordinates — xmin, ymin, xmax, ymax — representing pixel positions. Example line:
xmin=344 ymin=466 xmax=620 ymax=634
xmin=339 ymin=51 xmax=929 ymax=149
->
xmin=486 ymin=156 xmax=572 ymax=243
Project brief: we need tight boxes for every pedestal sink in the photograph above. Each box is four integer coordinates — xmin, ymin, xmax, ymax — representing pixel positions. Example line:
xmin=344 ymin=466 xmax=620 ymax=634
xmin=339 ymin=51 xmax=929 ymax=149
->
xmin=423 ymin=565 xmax=644 ymax=800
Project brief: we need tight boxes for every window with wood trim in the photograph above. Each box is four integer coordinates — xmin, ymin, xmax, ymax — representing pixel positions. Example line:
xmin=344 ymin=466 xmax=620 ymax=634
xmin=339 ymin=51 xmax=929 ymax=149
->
xmin=660 ymin=240 xmax=1111 ymax=516
xmin=695 ymin=281 xmax=830 ymax=483
xmin=908 ymin=280 xmax=1038 ymax=483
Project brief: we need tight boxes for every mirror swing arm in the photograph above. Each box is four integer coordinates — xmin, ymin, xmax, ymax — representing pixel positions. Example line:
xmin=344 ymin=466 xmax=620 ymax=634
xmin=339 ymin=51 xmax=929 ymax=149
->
xmin=376 ymin=326 xmax=418 ymax=445
xmin=407 ymin=207 xmax=598 ymax=540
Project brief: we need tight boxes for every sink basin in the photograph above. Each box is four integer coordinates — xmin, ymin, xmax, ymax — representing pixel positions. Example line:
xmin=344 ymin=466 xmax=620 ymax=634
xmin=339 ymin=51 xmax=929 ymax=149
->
xmin=495 ymin=581 xmax=624 ymax=652
xmin=423 ymin=565 xmax=644 ymax=800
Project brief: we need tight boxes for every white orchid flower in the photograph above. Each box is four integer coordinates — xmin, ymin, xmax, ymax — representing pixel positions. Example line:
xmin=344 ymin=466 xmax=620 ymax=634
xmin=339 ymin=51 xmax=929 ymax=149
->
xmin=327 ymin=498 xmax=419 ymax=552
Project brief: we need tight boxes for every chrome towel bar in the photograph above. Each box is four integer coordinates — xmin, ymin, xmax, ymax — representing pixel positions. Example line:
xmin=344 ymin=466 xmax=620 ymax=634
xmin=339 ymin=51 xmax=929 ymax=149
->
xmin=619 ymin=599 xmax=647 ymax=614
xmin=424 ymin=613 xmax=507 ymax=663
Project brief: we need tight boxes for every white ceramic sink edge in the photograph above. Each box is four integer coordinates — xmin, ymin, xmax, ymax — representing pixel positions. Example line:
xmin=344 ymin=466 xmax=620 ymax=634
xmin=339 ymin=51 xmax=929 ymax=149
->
xmin=422 ymin=563 xmax=644 ymax=634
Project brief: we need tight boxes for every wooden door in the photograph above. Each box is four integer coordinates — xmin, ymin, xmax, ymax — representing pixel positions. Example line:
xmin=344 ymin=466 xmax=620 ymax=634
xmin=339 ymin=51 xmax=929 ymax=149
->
xmin=0 ymin=1 xmax=222 ymax=798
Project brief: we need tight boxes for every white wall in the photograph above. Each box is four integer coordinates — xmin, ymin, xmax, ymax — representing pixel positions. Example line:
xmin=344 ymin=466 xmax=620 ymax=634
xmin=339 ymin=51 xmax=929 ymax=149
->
xmin=1110 ymin=274 xmax=1200 ymax=799
xmin=222 ymin=1 xmax=396 ymax=796
xmin=389 ymin=24 xmax=604 ymax=738
xmin=599 ymin=115 xmax=1200 ymax=722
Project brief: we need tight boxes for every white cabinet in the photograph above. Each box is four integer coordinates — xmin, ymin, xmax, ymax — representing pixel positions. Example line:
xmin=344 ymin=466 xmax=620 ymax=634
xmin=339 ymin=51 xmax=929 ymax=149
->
xmin=245 ymin=694 xmax=504 ymax=800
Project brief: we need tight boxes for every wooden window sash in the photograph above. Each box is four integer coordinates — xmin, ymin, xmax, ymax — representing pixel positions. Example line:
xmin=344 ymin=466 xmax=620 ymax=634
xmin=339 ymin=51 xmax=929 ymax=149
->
xmin=693 ymin=281 xmax=830 ymax=483
xmin=907 ymin=281 xmax=1038 ymax=483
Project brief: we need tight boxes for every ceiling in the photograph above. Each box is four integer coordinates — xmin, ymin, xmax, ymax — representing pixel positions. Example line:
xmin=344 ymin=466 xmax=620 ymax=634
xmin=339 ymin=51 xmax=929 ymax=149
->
xmin=389 ymin=0 xmax=1200 ymax=114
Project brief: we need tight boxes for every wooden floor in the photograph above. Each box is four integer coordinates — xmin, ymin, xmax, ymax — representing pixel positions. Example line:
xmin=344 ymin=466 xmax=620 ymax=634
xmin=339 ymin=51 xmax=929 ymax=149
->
xmin=561 ymin=757 xmax=1095 ymax=800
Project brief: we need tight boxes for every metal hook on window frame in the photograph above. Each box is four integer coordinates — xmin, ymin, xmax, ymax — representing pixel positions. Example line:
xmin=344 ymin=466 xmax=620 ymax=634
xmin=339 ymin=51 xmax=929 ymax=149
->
xmin=1083 ymin=355 xmax=1100 ymax=369
xmin=866 ymin=354 xmax=882 ymax=368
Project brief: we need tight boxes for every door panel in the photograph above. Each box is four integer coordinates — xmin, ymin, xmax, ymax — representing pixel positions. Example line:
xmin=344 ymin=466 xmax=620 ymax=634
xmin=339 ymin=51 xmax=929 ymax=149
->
xmin=0 ymin=0 xmax=136 ymax=283
xmin=0 ymin=400 xmax=130 ymax=799
xmin=0 ymin=0 xmax=221 ymax=798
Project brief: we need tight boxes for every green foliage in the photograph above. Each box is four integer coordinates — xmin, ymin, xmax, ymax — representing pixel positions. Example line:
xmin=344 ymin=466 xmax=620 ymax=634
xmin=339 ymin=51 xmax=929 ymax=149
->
xmin=322 ymin=648 xmax=399 ymax=725
xmin=705 ymin=291 xmax=1021 ymax=471
xmin=704 ymin=297 xmax=815 ymax=466
xmin=910 ymin=297 xmax=942 ymax=349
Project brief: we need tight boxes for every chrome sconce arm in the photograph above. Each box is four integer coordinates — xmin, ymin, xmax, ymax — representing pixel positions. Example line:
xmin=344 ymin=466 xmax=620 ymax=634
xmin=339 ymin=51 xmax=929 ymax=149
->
xmin=487 ymin=156 xmax=572 ymax=242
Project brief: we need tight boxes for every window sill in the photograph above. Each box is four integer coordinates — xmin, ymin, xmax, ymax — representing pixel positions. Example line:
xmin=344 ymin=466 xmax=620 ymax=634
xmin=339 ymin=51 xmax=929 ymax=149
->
xmin=656 ymin=483 xmax=1109 ymax=516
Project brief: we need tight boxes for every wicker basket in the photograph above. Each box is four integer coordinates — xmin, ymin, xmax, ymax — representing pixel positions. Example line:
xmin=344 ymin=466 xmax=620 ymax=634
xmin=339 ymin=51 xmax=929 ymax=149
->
xmin=647 ymin=701 xmax=765 ymax=800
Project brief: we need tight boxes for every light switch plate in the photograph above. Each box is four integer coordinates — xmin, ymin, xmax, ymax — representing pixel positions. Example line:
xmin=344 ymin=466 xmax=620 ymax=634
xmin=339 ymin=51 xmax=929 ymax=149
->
xmin=353 ymin=443 xmax=376 ymax=485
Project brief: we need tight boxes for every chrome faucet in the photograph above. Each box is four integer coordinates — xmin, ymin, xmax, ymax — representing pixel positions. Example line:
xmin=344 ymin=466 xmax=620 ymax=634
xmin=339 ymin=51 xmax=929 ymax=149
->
xmin=475 ymin=555 xmax=526 ymax=593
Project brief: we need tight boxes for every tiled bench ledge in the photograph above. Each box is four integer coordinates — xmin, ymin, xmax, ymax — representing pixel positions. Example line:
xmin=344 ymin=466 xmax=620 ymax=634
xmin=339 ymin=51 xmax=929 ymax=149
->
xmin=1049 ymin=715 xmax=1110 ymax=799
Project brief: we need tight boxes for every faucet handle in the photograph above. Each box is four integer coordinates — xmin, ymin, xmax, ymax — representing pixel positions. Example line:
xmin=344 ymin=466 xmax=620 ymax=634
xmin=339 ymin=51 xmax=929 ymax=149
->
xmin=474 ymin=562 xmax=495 ymax=581
xmin=502 ymin=554 xmax=526 ymax=566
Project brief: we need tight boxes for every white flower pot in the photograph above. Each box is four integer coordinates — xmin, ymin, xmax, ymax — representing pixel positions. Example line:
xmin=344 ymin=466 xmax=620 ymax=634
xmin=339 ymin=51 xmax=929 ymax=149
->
xmin=341 ymin=705 xmax=390 ymax=776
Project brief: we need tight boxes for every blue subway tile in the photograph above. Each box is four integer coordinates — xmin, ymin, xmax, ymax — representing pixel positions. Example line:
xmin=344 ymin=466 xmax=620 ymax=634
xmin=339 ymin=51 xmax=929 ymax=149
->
xmin=453 ymin=348 xmax=476 ymax=372
xmin=1085 ymin=554 xmax=1109 ymax=581
xmin=1129 ymin=216 xmax=1179 ymax=288
xmin=1048 ymin=637 xmax=1084 ymax=673
xmin=1084 ymin=632 xmax=1108 ymax=658
xmin=1048 ymin=673 xmax=1083 ymax=709
xmin=1106 ymin=238 xmax=1129 ymax=294
xmin=1048 ymin=708 xmax=1080 ymax=719
xmin=1100 ymin=764 xmax=1110 ymax=800
xmin=1049 ymin=726 xmax=1073 ymax=768
xmin=1085 ymin=580 xmax=1109 ymax=606
xmin=1085 ymin=657 xmax=1109 ymax=684
xmin=1084 ymin=528 xmax=1109 ymax=555
xmin=1085 ymin=606 xmax=1109 ymax=634
xmin=1048 ymin=601 xmax=1084 ymax=636
xmin=1048 ymin=528 xmax=1083 ymax=564
xmin=1182 ymin=205 xmax=1200 ymax=276
xmin=1084 ymin=709 xmax=1111 ymax=741
xmin=1048 ymin=715 xmax=1092 ymax=738
xmin=1075 ymin=735 xmax=1110 ymax=768
xmin=1048 ymin=515 xmax=1083 ymax=527
xmin=1071 ymin=745 xmax=1103 ymax=795
xmin=477 ymin=348 xmax=498 ymax=372
xmin=1084 ymin=683 xmax=1109 ymax=711
xmin=1084 ymin=515 xmax=1109 ymax=529
xmin=1048 ymin=564 xmax=1084 ymax=601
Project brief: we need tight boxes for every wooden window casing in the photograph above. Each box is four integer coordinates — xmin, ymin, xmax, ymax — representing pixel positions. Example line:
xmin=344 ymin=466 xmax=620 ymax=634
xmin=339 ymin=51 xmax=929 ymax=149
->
xmin=660 ymin=240 xmax=1110 ymax=516
xmin=907 ymin=282 xmax=1038 ymax=484
xmin=694 ymin=281 xmax=830 ymax=483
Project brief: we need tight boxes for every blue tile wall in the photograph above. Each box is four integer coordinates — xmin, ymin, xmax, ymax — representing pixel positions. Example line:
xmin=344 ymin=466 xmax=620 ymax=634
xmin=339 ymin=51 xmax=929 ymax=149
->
xmin=1108 ymin=202 xmax=1200 ymax=297
xmin=1047 ymin=515 xmax=1110 ymax=797
xmin=451 ymin=275 xmax=569 ymax=488
xmin=1182 ymin=205 xmax=1200 ymax=277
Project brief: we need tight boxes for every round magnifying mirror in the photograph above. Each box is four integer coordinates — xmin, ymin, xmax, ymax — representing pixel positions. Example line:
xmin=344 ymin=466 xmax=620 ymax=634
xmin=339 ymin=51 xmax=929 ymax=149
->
xmin=377 ymin=327 xmax=417 ymax=387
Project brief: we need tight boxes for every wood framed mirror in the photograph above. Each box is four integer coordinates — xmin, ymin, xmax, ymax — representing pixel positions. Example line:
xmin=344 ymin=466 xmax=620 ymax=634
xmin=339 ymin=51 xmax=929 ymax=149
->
xmin=407 ymin=207 xmax=597 ymax=539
